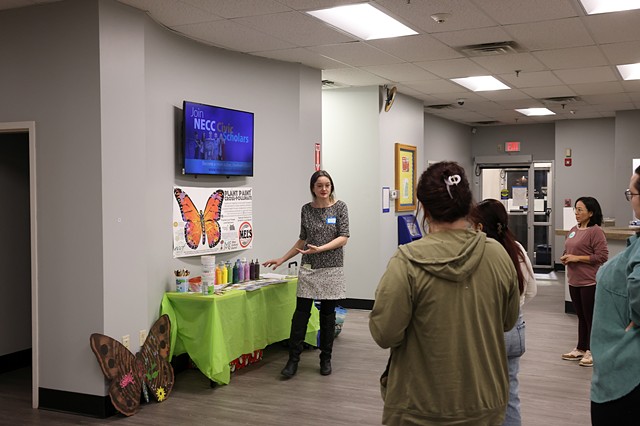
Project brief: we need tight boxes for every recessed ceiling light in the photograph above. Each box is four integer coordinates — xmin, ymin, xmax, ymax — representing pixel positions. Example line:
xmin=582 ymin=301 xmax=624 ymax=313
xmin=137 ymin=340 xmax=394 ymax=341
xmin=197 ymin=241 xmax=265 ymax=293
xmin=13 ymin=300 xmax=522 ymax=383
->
xmin=307 ymin=4 xmax=417 ymax=40
xmin=578 ymin=0 xmax=640 ymax=15
xmin=450 ymin=76 xmax=510 ymax=91
xmin=516 ymin=108 xmax=555 ymax=116
xmin=616 ymin=63 xmax=640 ymax=80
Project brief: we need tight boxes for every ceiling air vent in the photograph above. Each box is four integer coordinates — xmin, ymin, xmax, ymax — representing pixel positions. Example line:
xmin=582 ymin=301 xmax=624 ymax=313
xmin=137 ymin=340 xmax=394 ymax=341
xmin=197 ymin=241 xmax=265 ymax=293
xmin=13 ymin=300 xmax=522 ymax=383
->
xmin=542 ymin=96 xmax=581 ymax=104
xmin=473 ymin=120 xmax=501 ymax=125
xmin=321 ymin=79 xmax=349 ymax=89
xmin=425 ymin=104 xmax=455 ymax=110
xmin=459 ymin=41 xmax=521 ymax=57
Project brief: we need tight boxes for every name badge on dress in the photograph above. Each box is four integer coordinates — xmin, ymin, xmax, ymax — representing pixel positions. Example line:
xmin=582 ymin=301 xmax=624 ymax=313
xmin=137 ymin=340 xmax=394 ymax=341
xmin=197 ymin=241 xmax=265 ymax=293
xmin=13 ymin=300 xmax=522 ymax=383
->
xmin=326 ymin=216 xmax=337 ymax=224
xmin=568 ymin=231 xmax=576 ymax=238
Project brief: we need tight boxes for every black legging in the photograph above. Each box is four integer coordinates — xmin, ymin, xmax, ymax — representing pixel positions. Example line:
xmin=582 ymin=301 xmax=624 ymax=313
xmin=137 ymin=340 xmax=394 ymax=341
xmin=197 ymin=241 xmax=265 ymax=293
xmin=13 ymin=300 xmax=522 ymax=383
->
xmin=295 ymin=297 xmax=336 ymax=316
xmin=569 ymin=285 xmax=596 ymax=351
xmin=592 ymin=383 xmax=640 ymax=425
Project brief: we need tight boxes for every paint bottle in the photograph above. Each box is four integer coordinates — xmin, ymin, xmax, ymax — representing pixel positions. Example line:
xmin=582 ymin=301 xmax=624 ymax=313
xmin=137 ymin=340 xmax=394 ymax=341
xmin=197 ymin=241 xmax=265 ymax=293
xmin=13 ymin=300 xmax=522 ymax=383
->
xmin=222 ymin=262 xmax=228 ymax=284
xmin=243 ymin=258 xmax=250 ymax=282
xmin=249 ymin=259 xmax=255 ymax=280
xmin=254 ymin=259 xmax=260 ymax=280
xmin=238 ymin=258 xmax=245 ymax=282
xmin=233 ymin=260 xmax=239 ymax=284
xmin=215 ymin=264 xmax=222 ymax=285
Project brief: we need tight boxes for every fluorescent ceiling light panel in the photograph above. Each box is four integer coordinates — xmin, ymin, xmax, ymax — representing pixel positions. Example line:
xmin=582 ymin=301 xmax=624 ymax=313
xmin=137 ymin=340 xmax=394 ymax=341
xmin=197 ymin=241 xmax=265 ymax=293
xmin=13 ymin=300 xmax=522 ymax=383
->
xmin=579 ymin=0 xmax=640 ymax=14
xmin=307 ymin=4 xmax=417 ymax=40
xmin=450 ymin=76 xmax=510 ymax=91
xmin=516 ymin=108 xmax=555 ymax=116
xmin=617 ymin=63 xmax=640 ymax=80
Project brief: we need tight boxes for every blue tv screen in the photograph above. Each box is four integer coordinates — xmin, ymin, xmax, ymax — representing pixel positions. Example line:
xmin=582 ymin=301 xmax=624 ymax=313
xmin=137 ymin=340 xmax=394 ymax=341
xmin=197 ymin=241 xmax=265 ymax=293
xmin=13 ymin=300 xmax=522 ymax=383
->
xmin=182 ymin=100 xmax=254 ymax=176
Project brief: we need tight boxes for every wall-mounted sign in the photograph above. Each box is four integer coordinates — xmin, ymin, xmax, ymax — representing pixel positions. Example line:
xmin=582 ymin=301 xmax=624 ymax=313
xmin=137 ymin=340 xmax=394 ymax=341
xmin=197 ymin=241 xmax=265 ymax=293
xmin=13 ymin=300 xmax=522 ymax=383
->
xmin=505 ymin=141 xmax=520 ymax=152
xmin=564 ymin=158 xmax=572 ymax=167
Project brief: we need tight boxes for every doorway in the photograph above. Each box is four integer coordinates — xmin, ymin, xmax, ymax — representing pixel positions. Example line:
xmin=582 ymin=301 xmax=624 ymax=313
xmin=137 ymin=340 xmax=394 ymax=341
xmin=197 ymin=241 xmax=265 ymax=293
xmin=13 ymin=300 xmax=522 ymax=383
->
xmin=474 ymin=156 xmax=554 ymax=271
xmin=0 ymin=122 xmax=38 ymax=408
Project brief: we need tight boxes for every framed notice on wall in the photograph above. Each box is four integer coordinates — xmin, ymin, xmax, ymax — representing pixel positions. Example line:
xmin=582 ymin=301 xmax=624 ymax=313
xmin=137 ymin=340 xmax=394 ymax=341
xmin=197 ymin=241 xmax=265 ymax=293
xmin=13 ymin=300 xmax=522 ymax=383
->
xmin=395 ymin=143 xmax=417 ymax=212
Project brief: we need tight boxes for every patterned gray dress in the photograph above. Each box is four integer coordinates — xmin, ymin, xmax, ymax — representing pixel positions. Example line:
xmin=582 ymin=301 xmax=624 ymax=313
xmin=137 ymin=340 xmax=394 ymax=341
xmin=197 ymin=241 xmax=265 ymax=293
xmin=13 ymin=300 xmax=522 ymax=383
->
xmin=297 ymin=200 xmax=349 ymax=300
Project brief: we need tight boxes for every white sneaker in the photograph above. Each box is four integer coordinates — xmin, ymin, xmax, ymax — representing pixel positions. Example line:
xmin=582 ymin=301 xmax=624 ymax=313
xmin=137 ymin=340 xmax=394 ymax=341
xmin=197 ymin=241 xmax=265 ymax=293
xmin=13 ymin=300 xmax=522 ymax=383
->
xmin=579 ymin=350 xmax=593 ymax=367
xmin=562 ymin=348 xmax=585 ymax=361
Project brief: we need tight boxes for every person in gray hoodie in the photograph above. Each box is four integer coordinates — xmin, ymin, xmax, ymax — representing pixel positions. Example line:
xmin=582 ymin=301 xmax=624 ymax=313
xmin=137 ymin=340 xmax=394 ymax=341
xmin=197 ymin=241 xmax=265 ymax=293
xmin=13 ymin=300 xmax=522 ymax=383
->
xmin=369 ymin=161 xmax=520 ymax=426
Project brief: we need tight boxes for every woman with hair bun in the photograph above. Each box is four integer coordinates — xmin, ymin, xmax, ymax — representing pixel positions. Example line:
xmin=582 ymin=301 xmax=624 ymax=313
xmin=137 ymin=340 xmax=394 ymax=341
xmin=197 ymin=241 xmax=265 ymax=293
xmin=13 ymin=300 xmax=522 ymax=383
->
xmin=369 ymin=161 xmax=520 ymax=426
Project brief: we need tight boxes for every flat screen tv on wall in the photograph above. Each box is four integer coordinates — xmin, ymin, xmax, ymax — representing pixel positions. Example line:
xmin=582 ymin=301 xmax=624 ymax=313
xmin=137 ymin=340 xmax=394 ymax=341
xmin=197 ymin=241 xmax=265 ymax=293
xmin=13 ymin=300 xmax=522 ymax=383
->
xmin=182 ymin=100 xmax=254 ymax=177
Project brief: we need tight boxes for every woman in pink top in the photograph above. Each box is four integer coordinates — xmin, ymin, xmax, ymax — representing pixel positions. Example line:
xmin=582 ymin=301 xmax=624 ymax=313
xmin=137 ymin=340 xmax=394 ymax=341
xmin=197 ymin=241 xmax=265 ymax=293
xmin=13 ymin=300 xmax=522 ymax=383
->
xmin=561 ymin=196 xmax=608 ymax=367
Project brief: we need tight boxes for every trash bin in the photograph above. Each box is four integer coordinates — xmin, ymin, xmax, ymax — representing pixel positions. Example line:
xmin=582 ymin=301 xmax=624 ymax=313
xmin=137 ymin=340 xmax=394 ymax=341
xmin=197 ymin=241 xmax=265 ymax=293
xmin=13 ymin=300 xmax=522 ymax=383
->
xmin=535 ymin=244 xmax=551 ymax=265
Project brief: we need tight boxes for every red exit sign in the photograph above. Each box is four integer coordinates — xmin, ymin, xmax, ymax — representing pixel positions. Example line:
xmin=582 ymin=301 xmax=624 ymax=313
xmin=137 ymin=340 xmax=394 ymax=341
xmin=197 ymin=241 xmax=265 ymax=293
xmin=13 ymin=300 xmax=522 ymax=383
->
xmin=505 ymin=141 xmax=520 ymax=152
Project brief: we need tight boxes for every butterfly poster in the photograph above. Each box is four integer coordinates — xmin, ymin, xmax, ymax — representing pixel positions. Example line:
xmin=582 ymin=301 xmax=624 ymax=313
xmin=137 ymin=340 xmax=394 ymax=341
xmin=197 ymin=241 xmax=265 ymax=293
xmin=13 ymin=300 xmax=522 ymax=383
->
xmin=89 ymin=315 xmax=174 ymax=416
xmin=172 ymin=186 xmax=253 ymax=258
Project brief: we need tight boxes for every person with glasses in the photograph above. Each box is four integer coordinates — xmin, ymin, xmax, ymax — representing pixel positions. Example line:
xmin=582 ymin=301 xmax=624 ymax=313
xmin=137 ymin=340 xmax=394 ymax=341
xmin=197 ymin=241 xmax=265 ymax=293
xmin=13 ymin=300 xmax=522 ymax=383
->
xmin=560 ymin=197 xmax=609 ymax=367
xmin=590 ymin=165 xmax=640 ymax=424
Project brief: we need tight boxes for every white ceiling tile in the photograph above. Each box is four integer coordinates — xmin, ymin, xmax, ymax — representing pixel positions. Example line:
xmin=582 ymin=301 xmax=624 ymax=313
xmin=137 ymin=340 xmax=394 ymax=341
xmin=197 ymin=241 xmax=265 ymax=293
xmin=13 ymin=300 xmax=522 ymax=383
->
xmin=499 ymin=71 xmax=563 ymax=88
xmin=367 ymin=34 xmax=462 ymax=62
xmin=414 ymin=58 xmax=490 ymax=79
xmin=233 ymin=11 xmax=355 ymax=47
xmin=568 ymin=81 xmax=625 ymax=96
xmin=321 ymin=67 xmax=389 ymax=86
xmin=253 ymin=48 xmax=346 ymax=70
xmin=181 ymin=0 xmax=290 ymax=18
xmin=308 ymin=42 xmax=403 ymax=67
xmin=474 ymin=89 xmax=531 ymax=102
xmin=473 ymin=0 xmax=577 ymax=25
xmin=519 ymin=85 xmax=576 ymax=99
xmin=120 ymin=0 xmax=223 ymax=26
xmin=376 ymin=0 xmax=495 ymax=33
xmin=533 ymin=46 xmax=608 ymax=70
xmin=172 ymin=19 xmax=296 ymax=52
xmin=361 ymin=63 xmax=439 ymax=83
xmin=403 ymin=79 xmax=467 ymax=95
xmin=584 ymin=11 xmax=640 ymax=44
xmin=554 ymin=66 xmax=617 ymax=84
xmin=581 ymin=93 xmax=632 ymax=104
xmin=504 ymin=18 xmax=594 ymax=50
xmin=600 ymin=42 xmax=640 ymax=65
xmin=470 ymin=53 xmax=547 ymax=74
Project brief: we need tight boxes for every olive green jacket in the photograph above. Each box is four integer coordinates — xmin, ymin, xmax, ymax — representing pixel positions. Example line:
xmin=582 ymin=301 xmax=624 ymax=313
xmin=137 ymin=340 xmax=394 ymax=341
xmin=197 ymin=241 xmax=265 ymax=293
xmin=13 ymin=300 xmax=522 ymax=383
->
xmin=370 ymin=229 xmax=519 ymax=426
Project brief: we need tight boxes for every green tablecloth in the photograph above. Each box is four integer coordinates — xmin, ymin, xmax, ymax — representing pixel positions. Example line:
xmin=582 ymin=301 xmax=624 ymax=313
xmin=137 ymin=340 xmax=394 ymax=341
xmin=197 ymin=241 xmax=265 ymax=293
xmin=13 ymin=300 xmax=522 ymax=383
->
xmin=160 ymin=279 xmax=319 ymax=385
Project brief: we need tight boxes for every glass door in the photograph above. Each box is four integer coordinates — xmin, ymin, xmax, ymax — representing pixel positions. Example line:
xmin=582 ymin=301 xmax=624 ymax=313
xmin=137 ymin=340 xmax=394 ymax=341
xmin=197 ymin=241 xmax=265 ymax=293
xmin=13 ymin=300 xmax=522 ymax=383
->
xmin=532 ymin=163 xmax=553 ymax=269
xmin=475 ymin=160 xmax=554 ymax=270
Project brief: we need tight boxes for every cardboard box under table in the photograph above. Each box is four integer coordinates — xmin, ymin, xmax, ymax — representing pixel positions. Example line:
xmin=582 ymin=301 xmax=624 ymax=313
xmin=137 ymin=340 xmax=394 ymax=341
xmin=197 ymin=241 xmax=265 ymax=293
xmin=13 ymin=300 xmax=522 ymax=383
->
xmin=160 ymin=279 xmax=319 ymax=385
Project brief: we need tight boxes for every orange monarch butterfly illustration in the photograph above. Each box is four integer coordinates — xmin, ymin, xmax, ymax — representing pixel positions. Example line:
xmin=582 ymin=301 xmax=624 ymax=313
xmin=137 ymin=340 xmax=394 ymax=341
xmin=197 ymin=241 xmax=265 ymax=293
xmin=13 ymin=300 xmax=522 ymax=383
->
xmin=174 ymin=188 xmax=224 ymax=250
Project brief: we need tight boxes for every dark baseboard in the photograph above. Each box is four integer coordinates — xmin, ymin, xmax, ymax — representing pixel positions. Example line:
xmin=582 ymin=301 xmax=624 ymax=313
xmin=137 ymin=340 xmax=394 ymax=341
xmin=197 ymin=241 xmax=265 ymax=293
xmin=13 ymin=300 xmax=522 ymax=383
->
xmin=0 ymin=348 xmax=31 ymax=374
xmin=39 ymin=387 xmax=116 ymax=418
xmin=565 ymin=301 xmax=576 ymax=315
xmin=341 ymin=298 xmax=373 ymax=310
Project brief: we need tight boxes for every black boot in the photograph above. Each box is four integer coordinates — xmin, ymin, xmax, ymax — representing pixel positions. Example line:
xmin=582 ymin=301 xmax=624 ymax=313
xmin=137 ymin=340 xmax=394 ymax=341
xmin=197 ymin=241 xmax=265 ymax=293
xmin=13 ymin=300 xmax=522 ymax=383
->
xmin=319 ymin=311 xmax=336 ymax=376
xmin=281 ymin=310 xmax=311 ymax=378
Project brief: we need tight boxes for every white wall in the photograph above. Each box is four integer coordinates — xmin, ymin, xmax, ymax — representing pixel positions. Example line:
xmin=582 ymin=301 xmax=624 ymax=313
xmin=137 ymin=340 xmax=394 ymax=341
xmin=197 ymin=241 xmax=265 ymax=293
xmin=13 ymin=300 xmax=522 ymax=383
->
xmin=423 ymin=113 xmax=473 ymax=175
xmin=614 ymin=111 xmax=640 ymax=223
xmin=322 ymin=87 xmax=381 ymax=300
xmin=0 ymin=0 xmax=321 ymax=397
xmin=554 ymin=118 xmax=615 ymax=262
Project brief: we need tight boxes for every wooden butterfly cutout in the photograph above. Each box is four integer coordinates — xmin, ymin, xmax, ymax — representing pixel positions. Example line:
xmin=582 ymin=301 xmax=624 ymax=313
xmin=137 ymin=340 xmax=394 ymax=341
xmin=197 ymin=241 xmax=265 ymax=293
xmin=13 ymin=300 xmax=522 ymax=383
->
xmin=174 ymin=188 xmax=224 ymax=250
xmin=89 ymin=314 xmax=174 ymax=416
